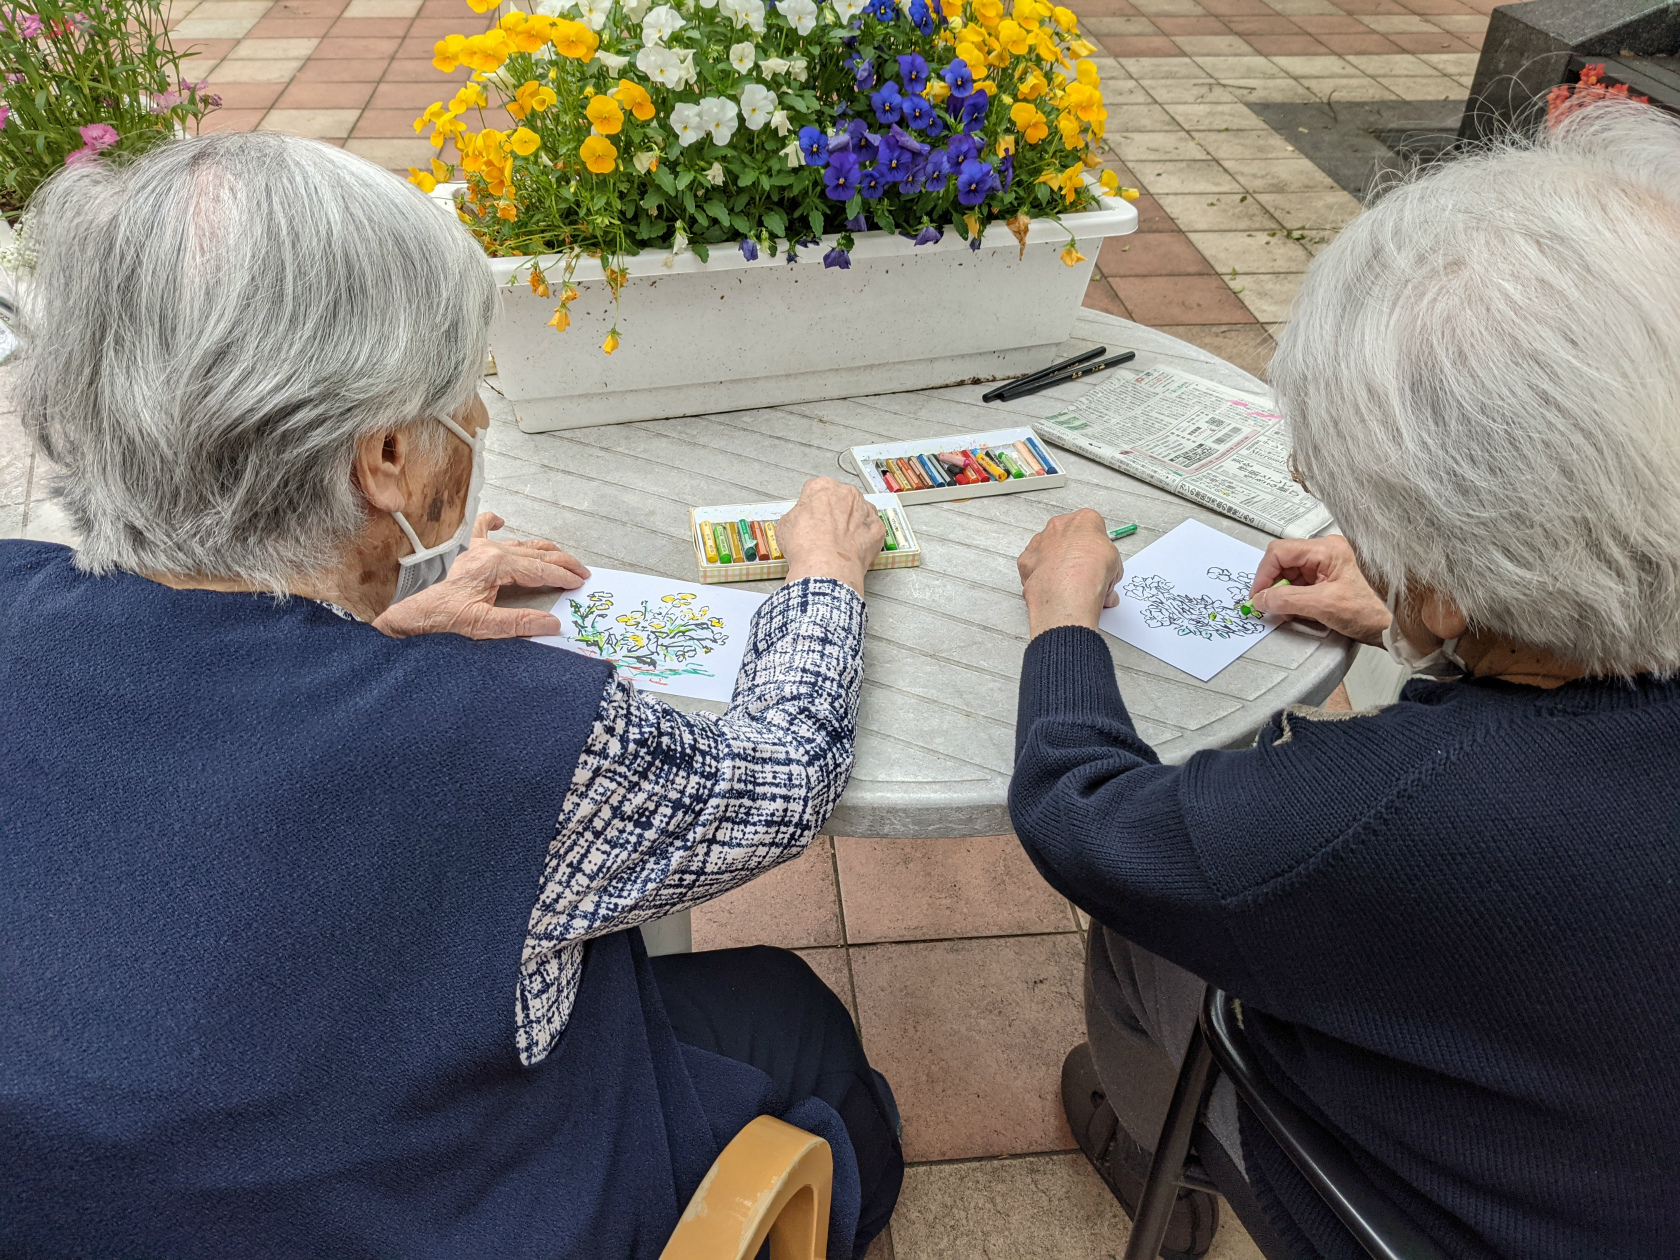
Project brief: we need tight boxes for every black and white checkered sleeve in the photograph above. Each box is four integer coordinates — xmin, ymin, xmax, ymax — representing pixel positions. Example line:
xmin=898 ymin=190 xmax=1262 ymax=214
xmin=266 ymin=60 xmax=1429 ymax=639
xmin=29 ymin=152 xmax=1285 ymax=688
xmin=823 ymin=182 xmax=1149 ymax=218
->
xmin=514 ymin=576 xmax=866 ymax=1066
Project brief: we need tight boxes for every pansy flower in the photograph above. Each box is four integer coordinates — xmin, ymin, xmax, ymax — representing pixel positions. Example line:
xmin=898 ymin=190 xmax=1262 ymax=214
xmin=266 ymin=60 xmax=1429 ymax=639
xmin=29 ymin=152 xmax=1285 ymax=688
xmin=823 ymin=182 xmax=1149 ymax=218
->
xmin=857 ymin=165 xmax=887 ymax=200
xmin=945 ymin=132 xmax=978 ymax=164
xmin=907 ymin=0 xmax=935 ymax=35
xmin=823 ymin=151 xmax=861 ymax=200
xmin=798 ymin=125 xmax=830 ymax=166
xmin=869 ymin=81 xmax=902 ymax=125
xmin=900 ymin=94 xmax=934 ymax=131
xmin=823 ymin=246 xmax=851 ymax=269
xmin=876 ymin=136 xmax=913 ymax=182
xmin=955 ymin=157 xmax=997 ymax=206
xmin=888 ymin=123 xmax=929 ymax=156
xmin=896 ymin=53 xmax=928 ymax=95
xmin=942 ymin=59 xmax=973 ymax=95
xmin=953 ymin=90 xmax=990 ymax=132
xmin=922 ymin=150 xmax=951 ymax=192
xmin=912 ymin=224 xmax=942 ymax=245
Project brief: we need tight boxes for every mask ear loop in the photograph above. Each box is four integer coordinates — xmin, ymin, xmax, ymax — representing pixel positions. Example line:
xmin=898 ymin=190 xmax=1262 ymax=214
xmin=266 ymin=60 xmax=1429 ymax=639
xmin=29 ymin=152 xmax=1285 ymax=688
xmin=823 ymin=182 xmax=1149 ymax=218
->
xmin=392 ymin=414 xmax=475 ymax=560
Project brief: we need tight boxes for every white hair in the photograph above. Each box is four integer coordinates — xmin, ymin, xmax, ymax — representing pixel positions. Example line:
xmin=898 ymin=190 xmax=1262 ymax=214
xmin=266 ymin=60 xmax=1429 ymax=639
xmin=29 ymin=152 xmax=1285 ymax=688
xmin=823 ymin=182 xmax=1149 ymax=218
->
xmin=1272 ymin=100 xmax=1680 ymax=678
xmin=13 ymin=132 xmax=498 ymax=588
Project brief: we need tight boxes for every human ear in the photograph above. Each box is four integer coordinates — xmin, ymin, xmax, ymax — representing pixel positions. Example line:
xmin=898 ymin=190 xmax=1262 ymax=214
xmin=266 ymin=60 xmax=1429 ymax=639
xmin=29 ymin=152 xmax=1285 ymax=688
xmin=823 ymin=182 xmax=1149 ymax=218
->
xmin=353 ymin=427 xmax=412 ymax=516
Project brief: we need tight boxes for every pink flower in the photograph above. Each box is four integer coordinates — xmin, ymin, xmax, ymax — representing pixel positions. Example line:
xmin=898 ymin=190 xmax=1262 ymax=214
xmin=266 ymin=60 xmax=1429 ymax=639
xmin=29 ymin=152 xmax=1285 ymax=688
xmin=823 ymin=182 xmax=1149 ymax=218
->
xmin=0 ymin=103 xmax=9 ymax=130
xmin=19 ymin=12 xmax=42 ymax=35
xmin=78 ymin=122 xmax=118 ymax=150
xmin=64 ymin=147 xmax=99 ymax=167
xmin=149 ymin=89 xmax=181 ymax=112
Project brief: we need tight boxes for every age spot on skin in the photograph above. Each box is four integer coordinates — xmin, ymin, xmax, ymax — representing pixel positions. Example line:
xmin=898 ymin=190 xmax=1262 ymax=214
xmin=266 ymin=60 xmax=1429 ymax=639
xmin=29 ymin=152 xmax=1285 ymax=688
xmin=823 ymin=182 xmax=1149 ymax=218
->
xmin=425 ymin=494 xmax=445 ymax=524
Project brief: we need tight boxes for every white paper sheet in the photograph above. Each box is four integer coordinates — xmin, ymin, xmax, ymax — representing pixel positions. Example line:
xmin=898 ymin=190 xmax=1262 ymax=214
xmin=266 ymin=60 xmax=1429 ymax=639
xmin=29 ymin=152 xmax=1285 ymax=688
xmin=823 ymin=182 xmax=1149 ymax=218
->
xmin=1097 ymin=519 xmax=1281 ymax=682
xmin=534 ymin=567 xmax=768 ymax=703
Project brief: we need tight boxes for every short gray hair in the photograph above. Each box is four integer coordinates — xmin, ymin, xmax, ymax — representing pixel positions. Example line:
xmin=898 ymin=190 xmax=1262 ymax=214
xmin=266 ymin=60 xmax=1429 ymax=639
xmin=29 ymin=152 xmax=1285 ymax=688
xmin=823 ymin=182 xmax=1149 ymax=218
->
xmin=1272 ymin=100 xmax=1680 ymax=678
xmin=14 ymin=132 xmax=498 ymax=588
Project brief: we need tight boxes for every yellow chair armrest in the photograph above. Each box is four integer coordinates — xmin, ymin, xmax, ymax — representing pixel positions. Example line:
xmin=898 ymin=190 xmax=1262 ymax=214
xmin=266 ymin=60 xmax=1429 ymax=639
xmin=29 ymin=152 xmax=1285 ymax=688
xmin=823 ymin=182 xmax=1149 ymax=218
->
xmin=660 ymin=1115 xmax=834 ymax=1260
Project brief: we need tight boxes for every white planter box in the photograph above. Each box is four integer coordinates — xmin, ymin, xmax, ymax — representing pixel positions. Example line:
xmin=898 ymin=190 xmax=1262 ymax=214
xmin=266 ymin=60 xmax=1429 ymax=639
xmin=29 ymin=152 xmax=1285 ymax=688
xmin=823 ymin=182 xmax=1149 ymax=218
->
xmin=434 ymin=184 xmax=1137 ymax=433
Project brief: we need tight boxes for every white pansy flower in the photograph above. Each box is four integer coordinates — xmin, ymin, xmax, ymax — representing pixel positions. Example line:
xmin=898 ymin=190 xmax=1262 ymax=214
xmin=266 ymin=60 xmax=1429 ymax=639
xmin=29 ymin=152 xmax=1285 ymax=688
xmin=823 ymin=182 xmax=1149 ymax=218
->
xmin=577 ymin=0 xmax=610 ymax=28
xmin=777 ymin=0 xmax=817 ymax=34
xmin=704 ymin=161 xmax=725 ymax=185
xmin=621 ymin=0 xmax=651 ymax=15
xmin=636 ymin=45 xmax=683 ymax=85
xmin=641 ymin=3 xmax=684 ymax=43
xmin=832 ymin=0 xmax=863 ymax=19
xmin=729 ymin=40 xmax=755 ymax=71
xmin=633 ymin=148 xmax=661 ymax=173
xmin=739 ymin=82 xmax=777 ymax=130
xmin=758 ymin=55 xmax=789 ymax=75
xmin=697 ymin=95 xmax=739 ymax=144
xmin=668 ymin=101 xmax=704 ymax=146
xmin=664 ymin=224 xmax=689 ymax=268
xmin=533 ymin=0 xmax=576 ymax=13
xmin=787 ymin=54 xmax=808 ymax=81
xmin=719 ymin=0 xmax=765 ymax=31
xmin=780 ymin=136 xmax=803 ymax=167
xmin=769 ymin=107 xmax=791 ymax=135
xmin=594 ymin=49 xmax=629 ymax=70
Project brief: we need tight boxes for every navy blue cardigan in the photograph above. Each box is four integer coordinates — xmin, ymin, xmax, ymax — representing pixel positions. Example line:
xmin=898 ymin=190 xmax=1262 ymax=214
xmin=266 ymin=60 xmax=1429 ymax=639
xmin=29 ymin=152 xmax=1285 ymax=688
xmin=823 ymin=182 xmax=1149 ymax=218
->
xmin=0 ymin=541 xmax=859 ymax=1260
xmin=1010 ymin=626 xmax=1680 ymax=1260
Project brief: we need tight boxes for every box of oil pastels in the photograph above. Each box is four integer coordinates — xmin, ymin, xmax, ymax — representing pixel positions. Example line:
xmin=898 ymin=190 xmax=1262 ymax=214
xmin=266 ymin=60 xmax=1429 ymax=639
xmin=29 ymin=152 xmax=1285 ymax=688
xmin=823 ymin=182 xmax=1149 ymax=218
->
xmin=690 ymin=492 xmax=920 ymax=584
xmin=844 ymin=426 xmax=1068 ymax=505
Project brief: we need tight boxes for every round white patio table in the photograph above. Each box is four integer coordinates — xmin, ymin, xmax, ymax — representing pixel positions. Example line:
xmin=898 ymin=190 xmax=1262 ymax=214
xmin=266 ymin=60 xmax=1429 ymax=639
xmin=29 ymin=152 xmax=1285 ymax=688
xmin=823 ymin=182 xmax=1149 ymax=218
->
xmin=482 ymin=308 xmax=1357 ymax=848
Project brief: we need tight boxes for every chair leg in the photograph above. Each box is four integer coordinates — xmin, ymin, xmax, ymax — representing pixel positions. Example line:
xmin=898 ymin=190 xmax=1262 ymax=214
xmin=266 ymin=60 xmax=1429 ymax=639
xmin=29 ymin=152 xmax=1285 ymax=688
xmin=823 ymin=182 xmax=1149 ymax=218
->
xmin=1121 ymin=1018 xmax=1219 ymax=1260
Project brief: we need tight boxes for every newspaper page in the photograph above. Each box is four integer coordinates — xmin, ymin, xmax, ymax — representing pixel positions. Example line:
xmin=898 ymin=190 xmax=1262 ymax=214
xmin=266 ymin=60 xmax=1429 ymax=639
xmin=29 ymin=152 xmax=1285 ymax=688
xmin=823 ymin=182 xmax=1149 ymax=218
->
xmin=1034 ymin=365 xmax=1332 ymax=538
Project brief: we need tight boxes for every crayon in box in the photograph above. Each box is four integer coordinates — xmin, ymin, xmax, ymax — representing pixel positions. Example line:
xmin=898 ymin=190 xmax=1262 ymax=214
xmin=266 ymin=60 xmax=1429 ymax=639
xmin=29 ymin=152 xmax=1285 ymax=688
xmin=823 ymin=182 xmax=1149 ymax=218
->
xmin=844 ymin=426 xmax=1069 ymax=505
xmin=691 ymin=493 xmax=920 ymax=584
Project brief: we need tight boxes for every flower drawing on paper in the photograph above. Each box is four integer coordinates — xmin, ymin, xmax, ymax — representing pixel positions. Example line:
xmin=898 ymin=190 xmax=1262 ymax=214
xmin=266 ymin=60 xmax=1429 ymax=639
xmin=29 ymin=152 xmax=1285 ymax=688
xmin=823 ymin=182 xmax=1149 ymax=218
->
xmin=567 ymin=588 xmax=730 ymax=682
xmin=1122 ymin=568 xmax=1266 ymax=642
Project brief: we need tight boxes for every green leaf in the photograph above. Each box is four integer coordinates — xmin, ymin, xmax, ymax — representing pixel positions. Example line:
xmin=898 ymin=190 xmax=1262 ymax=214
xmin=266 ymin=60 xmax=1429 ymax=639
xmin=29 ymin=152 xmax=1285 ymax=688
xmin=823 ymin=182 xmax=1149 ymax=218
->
xmin=763 ymin=209 xmax=787 ymax=237
xmin=676 ymin=168 xmax=695 ymax=190
xmin=691 ymin=241 xmax=710 ymax=263
xmin=730 ymin=212 xmax=753 ymax=236
xmin=704 ymin=196 xmax=729 ymax=221
xmin=845 ymin=193 xmax=863 ymax=219
xmin=654 ymin=166 xmax=677 ymax=194
xmin=807 ymin=208 xmax=824 ymax=238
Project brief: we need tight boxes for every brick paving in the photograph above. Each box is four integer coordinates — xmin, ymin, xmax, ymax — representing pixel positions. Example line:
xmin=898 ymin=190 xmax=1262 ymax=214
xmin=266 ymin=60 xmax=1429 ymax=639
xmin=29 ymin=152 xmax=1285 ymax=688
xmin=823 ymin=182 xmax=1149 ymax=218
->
xmin=8 ymin=0 xmax=1488 ymax=1253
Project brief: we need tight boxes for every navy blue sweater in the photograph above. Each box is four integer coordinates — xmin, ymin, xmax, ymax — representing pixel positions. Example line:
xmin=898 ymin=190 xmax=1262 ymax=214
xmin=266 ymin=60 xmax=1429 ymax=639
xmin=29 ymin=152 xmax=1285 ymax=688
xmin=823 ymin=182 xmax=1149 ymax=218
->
xmin=1010 ymin=626 xmax=1680 ymax=1260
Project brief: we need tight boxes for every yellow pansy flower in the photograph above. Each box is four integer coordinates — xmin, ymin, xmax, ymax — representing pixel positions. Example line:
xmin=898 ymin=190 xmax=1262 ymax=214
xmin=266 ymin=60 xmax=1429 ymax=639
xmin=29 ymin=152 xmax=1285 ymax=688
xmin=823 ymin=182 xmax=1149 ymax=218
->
xmin=1059 ymin=244 xmax=1085 ymax=266
xmin=432 ymin=33 xmax=466 ymax=72
xmin=407 ymin=167 xmax=437 ymax=192
xmin=1017 ymin=68 xmax=1047 ymax=100
xmin=972 ymin=0 xmax=1003 ymax=26
xmin=496 ymin=200 xmax=518 ymax=221
xmin=996 ymin=19 xmax=1030 ymax=54
xmin=1052 ymin=4 xmax=1077 ymax=28
xmin=613 ymin=79 xmax=656 ymax=121
xmin=509 ymin=126 xmax=541 ymax=156
xmin=1057 ymin=112 xmax=1081 ymax=147
xmin=528 ymin=268 xmax=550 ymax=297
xmin=586 ymin=94 xmax=624 ymax=135
xmin=602 ymin=330 xmax=620 ymax=354
xmin=450 ymin=83 xmax=488 ymax=113
xmin=1099 ymin=169 xmax=1120 ymax=194
xmin=1009 ymin=101 xmax=1048 ymax=143
xmin=925 ymin=78 xmax=951 ymax=103
xmin=939 ymin=0 xmax=962 ymax=15
xmin=1075 ymin=58 xmax=1100 ymax=87
xmin=580 ymin=134 xmax=618 ymax=173
xmin=551 ymin=19 xmax=598 ymax=60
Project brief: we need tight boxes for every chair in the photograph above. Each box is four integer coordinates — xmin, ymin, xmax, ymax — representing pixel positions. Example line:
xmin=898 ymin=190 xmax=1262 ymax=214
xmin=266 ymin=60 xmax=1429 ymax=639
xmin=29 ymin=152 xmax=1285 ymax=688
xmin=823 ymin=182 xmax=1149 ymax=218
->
xmin=1122 ymin=988 xmax=1451 ymax=1260
xmin=661 ymin=1115 xmax=834 ymax=1260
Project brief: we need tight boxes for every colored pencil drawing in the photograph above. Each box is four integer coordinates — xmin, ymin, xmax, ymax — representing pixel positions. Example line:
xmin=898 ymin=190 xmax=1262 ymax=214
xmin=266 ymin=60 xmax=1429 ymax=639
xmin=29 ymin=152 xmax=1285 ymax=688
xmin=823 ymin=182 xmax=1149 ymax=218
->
xmin=1121 ymin=566 xmax=1267 ymax=642
xmin=566 ymin=588 xmax=730 ymax=682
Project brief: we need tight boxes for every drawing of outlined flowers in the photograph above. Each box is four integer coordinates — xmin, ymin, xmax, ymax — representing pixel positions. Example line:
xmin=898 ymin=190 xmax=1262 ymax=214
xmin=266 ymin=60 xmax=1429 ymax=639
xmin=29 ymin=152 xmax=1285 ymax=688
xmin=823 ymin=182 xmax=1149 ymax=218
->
xmin=567 ymin=587 xmax=730 ymax=681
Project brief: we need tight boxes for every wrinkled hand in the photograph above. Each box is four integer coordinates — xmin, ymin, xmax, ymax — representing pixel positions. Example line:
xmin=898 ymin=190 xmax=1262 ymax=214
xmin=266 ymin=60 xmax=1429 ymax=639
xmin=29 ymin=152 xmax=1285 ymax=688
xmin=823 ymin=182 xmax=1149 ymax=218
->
xmin=373 ymin=513 xmax=590 ymax=640
xmin=777 ymin=477 xmax=886 ymax=595
xmin=1017 ymin=509 xmax=1122 ymax=639
xmin=1247 ymin=534 xmax=1390 ymax=646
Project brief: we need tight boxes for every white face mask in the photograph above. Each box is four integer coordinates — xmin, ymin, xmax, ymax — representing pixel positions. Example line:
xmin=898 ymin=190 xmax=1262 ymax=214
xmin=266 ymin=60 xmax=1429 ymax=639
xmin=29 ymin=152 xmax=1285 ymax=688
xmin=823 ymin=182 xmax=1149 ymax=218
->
xmin=391 ymin=413 xmax=485 ymax=604
xmin=1382 ymin=587 xmax=1465 ymax=680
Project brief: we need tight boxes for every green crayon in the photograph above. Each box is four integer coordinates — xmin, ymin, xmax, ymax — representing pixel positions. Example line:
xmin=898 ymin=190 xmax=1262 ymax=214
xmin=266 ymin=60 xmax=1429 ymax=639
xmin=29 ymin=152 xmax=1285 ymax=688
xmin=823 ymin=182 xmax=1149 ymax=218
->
xmin=1239 ymin=577 xmax=1290 ymax=617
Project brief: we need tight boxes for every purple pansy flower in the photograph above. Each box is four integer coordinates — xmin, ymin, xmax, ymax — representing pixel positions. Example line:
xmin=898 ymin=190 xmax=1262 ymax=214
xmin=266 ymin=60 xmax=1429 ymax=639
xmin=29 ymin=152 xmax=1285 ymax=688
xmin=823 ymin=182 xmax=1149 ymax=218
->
xmin=912 ymin=224 xmax=943 ymax=245
xmin=857 ymin=164 xmax=887 ymax=200
xmin=888 ymin=123 xmax=928 ymax=155
xmin=923 ymin=149 xmax=952 ymax=191
xmin=823 ymin=246 xmax=851 ymax=269
xmin=955 ymin=158 xmax=996 ymax=206
xmin=945 ymin=133 xmax=978 ymax=164
xmin=907 ymin=0 xmax=935 ymax=34
xmin=739 ymin=238 xmax=759 ymax=261
xmin=824 ymin=151 xmax=861 ymax=200
xmin=869 ymin=80 xmax=902 ymax=125
xmin=798 ymin=125 xmax=829 ymax=166
xmin=897 ymin=53 xmax=929 ymax=95
xmin=900 ymin=93 xmax=934 ymax=131
xmin=942 ymin=60 xmax=972 ymax=95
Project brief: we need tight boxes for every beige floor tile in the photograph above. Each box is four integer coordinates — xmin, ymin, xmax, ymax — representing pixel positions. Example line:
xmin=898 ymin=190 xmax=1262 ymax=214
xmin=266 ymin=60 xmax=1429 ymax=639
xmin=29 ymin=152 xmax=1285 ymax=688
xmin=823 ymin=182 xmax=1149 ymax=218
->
xmin=1098 ymin=78 xmax=1156 ymax=105
xmin=1162 ymin=101 xmax=1270 ymax=130
xmin=1298 ymin=76 xmax=1398 ymax=102
xmin=1266 ymin=53 xmax=1361 ymax=78
xmin=1340 ymin=52 xmax=1431 ymax=77
xmin=227 ymin=36 xmax=319 ymax=57
xmin=1144 ymin=79 xmax=1240 ymax=104
xmin=1227 ymin=270 xmax=1305 ymax=322
xmin=793 ymin=947 xmax=857 ymax=1025
xmin=1085 ymin=15 xmax=1162 ymax=36
xmin=1235 ymin=79 xmax=1320 ymax=102
xmin=1106 ymin=130 xmax=1207 ymax=162
xmin=1256 ymin=188 xmax=1363 ymax=230
xmin=1172 ymin=35 xmax=1253 ymax=57
xmin=1083 ymin=54 xmax=1123 ymax=78
xmin=170 ymin=15 xmax=259 ymax=35
xmin=1188 ymin=228 xmax=1313 ymax=274
xmin=1373 ymin=75 xmax=1463 ymax=100
xmin=162 ymin=0 xmax=201 ymax=23
xmin=1152 ymin=192 xmax=1282 ymax=232
xmin=1132 ymin=159 xmax=1243 ymax=194
xmin=851 ymin=934 xmax=1084 ymax=1162
xmin=1360 ymin=14 xmax=1434 ymax=33
xmin=834 ymin=834 xmax=1076 ymax=945
xmin=890 ymin=1154 xmax=1128 ymax=1260
xmin=187 ymin=0 xmax=271 ymax=16
xmin=1260 ymin=0 xmax=1338 ymax=12
xmin=343 ymin=0 xmax=421 ymax=13
xmin=691 ymin=835 xmax=844 ymax=950
xmin=1218 ymin=157 xmax=1338 ymax=192
xmin=1107 ymin=102 xmax=1181 ymax=131
xmin=1192 ymin=54 xmax=1289 ymax=80
xmin=343 ymin=137 xmax=436 ymax=167
xmin=259 ymin=107 xmax=363 ymax=137
xmin=206 ymin=57 xmax=304 ymax=81
xmin=1119 ymin=56 xmax=1207 ymax=81
xmin=1190 ymin=127 xmax=1301 ymax=160
xmin=1151 ymin=324 xmax=1279 ymax=380
xmin=1429 ymin=15 xmax=1486 ymax=35
xmin=1128 ymin=0 xmax=1206 ymax=13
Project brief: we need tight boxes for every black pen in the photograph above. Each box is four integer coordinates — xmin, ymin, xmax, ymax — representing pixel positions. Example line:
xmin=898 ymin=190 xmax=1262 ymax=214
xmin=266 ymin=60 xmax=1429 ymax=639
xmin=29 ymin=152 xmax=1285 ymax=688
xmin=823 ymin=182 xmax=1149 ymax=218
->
xmin=997 ymin=350 xmax=1136 ymax=401
xmin=982 ymin=346 xmax=1105 ymax=403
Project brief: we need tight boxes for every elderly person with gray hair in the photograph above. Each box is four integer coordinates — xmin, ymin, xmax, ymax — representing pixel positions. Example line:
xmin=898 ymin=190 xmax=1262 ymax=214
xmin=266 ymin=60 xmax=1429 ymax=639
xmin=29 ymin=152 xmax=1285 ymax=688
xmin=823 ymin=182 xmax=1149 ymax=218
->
xmin=0 ymin=133 xmax=903 ymax=1259
xmin=1008 ymin=100 xmax=1680 ymax=1260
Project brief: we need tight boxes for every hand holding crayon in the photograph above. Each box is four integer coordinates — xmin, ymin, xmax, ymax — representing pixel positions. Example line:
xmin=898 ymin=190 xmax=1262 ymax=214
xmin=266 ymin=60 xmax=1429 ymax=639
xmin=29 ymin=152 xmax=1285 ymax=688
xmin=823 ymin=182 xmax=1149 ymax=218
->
xmin=776 ymin=477 xmax=887 ymax=596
